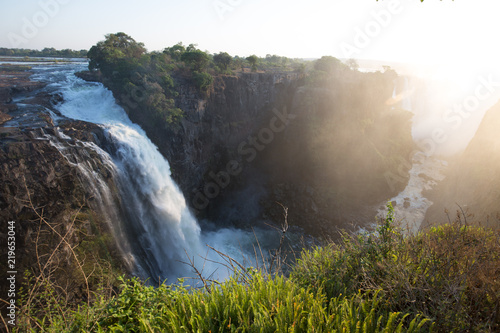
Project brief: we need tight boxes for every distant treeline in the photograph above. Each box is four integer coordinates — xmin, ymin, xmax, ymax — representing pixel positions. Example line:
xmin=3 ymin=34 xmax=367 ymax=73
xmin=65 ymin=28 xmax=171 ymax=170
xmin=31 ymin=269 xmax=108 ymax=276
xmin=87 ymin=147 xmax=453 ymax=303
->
xmin=0 ymin=47 xmax=87 ymax=58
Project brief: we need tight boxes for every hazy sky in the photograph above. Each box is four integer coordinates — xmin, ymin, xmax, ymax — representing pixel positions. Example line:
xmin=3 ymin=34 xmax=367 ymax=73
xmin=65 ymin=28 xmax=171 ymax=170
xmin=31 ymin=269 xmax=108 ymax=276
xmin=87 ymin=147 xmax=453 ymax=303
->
xmin=1 ymin=0 xmax=499 ymax=69
xmin=1 ymin=0 xmax=500 ymax=154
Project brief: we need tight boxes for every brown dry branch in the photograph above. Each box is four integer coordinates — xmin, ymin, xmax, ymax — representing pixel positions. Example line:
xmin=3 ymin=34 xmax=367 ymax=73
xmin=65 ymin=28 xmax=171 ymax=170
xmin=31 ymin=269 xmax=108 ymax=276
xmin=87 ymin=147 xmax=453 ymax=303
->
xmin=23 ymin=180 xmax=91 ymax=308
xmin=1 ymin=179 xmax=119 ymax=330
xmin=268 ymin=203 xmax=289 ymax=275
xmin=182 ymin=250 xmax=211 ymax=294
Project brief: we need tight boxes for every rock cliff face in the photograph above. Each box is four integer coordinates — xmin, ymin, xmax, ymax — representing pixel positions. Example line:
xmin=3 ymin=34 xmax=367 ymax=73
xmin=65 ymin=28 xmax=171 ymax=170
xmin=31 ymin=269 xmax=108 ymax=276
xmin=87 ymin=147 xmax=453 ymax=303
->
xmin=424 ymin=100 xmax=500 ymax=228
xmin=100 ymin=68 xmax=413 ymax=236
xmin=102 ymin=71 xmax=305 ymax=225
xmin=0 ymin=122 xmax=114 ymax=223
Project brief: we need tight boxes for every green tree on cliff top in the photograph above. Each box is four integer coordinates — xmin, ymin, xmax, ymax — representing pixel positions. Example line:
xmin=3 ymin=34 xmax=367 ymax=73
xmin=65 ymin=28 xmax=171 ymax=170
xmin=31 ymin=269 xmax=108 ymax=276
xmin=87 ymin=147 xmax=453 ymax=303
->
xmin=87 ymin=32 xmax=146 ymax=76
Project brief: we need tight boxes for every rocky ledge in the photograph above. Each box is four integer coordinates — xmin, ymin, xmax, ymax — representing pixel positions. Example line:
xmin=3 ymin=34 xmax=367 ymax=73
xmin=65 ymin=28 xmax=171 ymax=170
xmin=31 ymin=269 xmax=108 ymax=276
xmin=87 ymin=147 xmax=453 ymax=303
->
xmin=0 ymin=65 xmax=48 ymax=124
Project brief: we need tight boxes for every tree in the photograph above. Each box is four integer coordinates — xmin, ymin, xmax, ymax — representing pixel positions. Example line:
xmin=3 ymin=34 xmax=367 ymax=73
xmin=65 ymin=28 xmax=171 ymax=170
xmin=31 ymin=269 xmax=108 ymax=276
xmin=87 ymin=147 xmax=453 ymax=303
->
xmin=246 ymin=55 xmax=258 ymax=72
xmin=314 ymin=56 xmax=344 ymax=74
xmin=164 ymin=42 xmax=185 ymax=61
xmin=87 ymin=32 xmax=146 ymax=75
xmin=181 ymin=49 xmax=210 ymax=71
xmin=213 ymin=52 xmax=232 ymax=71
xmin=41 ymin=47 xmax=56 ymax=56
xmin=192 ymin=71 xmax=214 ymax=93
xmin=346 ymin=58 xmax=359 ymax=71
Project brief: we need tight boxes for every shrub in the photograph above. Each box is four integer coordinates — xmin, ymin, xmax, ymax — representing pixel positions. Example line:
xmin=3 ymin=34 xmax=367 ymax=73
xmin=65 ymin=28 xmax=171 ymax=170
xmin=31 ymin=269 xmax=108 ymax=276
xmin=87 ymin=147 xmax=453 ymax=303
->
xmin=11 ymin=203 xmax=499 ymax=332
xmin=291 ymin=203 xmax=500 ymax=332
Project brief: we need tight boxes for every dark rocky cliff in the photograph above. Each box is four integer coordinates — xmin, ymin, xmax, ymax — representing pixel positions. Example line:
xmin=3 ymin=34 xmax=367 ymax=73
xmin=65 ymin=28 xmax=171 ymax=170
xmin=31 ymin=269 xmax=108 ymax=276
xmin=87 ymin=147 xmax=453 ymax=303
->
xmin=92 ymin=68 xmax=414 ymax=236
xmin=424 ymin=100 xmax=500 ymax=228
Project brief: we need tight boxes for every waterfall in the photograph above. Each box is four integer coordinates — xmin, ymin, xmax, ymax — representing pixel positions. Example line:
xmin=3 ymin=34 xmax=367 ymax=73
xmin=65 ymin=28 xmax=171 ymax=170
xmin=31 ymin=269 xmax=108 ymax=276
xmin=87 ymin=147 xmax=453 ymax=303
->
xmin=42 ymin=127 xmax=137 ymax=274
xmin=401 ymin=76 xmax=412 ymax=112
xmin=46 ymin=67 xmax=205 ymax=281
xmin=29 ymin=64 xmax=292 ymax=283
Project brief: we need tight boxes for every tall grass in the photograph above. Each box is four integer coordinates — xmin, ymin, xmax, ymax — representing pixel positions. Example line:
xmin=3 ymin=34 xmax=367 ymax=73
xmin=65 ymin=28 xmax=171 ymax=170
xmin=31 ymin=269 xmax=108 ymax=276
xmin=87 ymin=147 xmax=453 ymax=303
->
xmin=8 ymin=203 xmax=499 ymax=332
xmin=19 ymin=274 xmax=430 ymax=332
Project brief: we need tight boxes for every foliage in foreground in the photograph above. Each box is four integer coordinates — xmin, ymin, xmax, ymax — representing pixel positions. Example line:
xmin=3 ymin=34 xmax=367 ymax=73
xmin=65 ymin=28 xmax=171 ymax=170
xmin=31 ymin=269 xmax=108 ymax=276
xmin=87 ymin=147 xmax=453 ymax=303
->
xmin=291 ymin=206 xmax=500 ymax=332
xmin=14 ymin=274 xmax=430 ymax=333
xmin=9 ymin=204 xmax=500 ymax=332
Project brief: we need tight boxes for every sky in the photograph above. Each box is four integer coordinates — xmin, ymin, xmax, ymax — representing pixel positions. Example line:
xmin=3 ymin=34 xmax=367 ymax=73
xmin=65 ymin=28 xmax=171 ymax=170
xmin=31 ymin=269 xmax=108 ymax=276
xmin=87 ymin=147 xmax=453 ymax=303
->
xmin=1 ymin=0 xmax=500 ymax=69
xmin=1 ymin=0 xmax=500 ymax=155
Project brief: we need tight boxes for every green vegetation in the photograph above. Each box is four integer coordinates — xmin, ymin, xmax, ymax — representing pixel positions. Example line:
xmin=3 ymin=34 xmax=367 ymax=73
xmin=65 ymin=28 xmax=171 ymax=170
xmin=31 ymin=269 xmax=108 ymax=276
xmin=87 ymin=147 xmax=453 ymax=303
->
xmin=87 ymin=33 xmax=183 ymax=126
xmin=0 ymin=47 xmax=87 ymax=58
xmin=181 ymin=47 xmax=211 ymax=72
xmin=213 ymin=52 xmax=232 ymax=73
xmin=0 ymin=64 xmax=32 ymax=72
xmin=11 ymin=204 xmax=500 ymax=332
xmin=246 ymin=55 xmax=259 ymax=72
xmin=292 ymin=205 xmax=500 ymax=332
xmin=85 ymin=33 xmax=307 ymax=132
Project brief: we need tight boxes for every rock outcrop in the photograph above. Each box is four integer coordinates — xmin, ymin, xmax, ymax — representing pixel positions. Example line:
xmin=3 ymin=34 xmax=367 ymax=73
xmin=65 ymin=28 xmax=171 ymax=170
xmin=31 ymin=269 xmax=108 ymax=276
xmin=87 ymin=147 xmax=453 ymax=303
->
xmin=0 ymin=66 xmax=46 ymax=124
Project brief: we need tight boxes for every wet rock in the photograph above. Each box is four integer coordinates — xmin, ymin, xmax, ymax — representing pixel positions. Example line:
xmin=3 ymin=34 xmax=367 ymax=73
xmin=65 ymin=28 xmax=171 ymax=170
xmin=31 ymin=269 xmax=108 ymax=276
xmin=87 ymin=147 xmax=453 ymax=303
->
xmin=0 ymin=66 xmax=128 ymax=307
xmin=75 ymin=70 xmax=102 ymax=83
xmin=24 ymin=91 xmax=64 ymax=109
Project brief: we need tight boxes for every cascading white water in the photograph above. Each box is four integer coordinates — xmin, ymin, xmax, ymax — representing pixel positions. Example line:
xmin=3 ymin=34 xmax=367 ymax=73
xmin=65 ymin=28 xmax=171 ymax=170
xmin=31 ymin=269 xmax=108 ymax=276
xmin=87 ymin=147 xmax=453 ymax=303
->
xmin=50 ymin=68 xmax=204 ymax=280
xmin=45 ymin=131 xmax=137 ymax=274
xmin=30 ymin=63 xmax=283 ymax=283
xmin=401 ymin=76 xmax=412 ymax=112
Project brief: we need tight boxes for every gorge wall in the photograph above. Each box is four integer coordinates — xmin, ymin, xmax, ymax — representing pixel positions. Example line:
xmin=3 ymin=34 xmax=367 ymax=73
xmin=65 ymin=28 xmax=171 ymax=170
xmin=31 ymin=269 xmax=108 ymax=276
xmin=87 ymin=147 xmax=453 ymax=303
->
xmin=97 ymin=67 xmax=415 ymax=236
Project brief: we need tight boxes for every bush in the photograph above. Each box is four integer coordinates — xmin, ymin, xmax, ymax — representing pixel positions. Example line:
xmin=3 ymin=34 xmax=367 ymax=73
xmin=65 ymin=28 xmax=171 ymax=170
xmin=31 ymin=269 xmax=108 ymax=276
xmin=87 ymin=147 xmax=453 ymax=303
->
xmin=192 ymin=71 xmax=213 ymax=93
